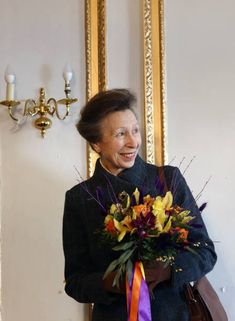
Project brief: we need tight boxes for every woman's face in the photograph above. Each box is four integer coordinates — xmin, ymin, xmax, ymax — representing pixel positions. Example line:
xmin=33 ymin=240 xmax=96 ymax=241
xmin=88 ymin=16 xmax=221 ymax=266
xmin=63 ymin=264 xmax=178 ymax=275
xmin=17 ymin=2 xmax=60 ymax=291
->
xmin=93 ymin=109 xmax=142 ymax=175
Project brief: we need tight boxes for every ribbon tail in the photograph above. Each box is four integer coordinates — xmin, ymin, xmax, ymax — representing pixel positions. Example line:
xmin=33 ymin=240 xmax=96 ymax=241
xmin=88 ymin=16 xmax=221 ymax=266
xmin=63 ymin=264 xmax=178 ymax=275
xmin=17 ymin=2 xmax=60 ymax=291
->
xmin=138 ymin=277 xmax=152 ymax=321
xmin=126 ymin=261 xmax=152 ymax=321
xmin=129 ymin=262 xmax=142 ymax=321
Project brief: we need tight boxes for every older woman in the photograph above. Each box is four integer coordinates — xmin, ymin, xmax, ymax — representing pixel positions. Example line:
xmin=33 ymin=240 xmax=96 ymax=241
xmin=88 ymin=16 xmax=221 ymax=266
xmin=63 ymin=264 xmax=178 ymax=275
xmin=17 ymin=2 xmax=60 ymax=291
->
xmin=63 ymin=89 xmax=217 ymax=321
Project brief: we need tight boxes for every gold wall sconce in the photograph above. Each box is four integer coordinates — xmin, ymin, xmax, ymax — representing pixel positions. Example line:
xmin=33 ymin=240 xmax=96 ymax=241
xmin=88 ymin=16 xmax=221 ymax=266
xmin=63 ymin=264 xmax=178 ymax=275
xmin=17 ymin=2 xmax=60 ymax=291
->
xmin=0 ymin=65 xmax=78 ymax=137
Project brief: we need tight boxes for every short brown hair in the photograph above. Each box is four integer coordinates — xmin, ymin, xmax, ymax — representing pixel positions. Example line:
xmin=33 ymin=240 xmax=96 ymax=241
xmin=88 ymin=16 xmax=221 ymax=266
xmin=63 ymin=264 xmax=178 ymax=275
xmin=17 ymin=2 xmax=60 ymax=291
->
xmin=76 ymin=88 xmax=136 ymax=143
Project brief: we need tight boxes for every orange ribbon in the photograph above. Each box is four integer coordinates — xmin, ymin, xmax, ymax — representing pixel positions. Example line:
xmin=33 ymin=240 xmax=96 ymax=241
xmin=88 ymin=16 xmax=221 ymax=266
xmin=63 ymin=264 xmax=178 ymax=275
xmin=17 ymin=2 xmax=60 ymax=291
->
xmin=126 ymin=261 xmax=143 ymax=321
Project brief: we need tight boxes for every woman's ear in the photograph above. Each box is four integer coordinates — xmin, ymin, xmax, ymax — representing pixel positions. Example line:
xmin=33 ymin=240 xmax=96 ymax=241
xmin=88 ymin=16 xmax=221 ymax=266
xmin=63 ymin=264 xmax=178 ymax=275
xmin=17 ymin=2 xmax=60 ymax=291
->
xmin=91 ymin=143 xmax=101 ymax=154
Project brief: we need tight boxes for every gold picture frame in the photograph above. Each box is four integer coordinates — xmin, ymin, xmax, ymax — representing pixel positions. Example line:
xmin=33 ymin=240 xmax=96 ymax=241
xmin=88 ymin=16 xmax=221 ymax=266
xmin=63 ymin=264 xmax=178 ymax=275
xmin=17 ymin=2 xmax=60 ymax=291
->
xmin=143 ymin=0 xmax=166 ymax=166
xmin=85 ymin=0 xmax=165 ymax=178
xmin=85 ymin=0 xmax=107 ymax=179
xmin=84 ymin=0 xmax=165 ymax=314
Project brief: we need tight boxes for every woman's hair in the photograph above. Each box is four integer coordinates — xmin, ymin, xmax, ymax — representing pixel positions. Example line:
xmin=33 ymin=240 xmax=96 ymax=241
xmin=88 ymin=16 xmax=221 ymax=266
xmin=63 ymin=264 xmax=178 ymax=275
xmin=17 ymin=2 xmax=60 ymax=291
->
xmin=76 ymin=88 xmax=136 ymax=143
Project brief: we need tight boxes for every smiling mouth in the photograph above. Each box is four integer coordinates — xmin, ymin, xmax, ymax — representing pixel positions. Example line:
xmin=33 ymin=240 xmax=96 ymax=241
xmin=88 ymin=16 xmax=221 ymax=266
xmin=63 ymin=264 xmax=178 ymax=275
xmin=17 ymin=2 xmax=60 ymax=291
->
xmin=120 ymin=152 xmax=137 ymax=159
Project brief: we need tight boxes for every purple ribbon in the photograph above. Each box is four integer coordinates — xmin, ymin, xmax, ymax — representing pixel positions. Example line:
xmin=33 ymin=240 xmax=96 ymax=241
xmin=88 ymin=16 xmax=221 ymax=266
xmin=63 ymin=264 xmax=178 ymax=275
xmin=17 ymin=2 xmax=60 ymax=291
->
xmin=138 ymin=277 xmax=152 ymax=321
xmin=127 ymin=265 xmax=152 ymax=321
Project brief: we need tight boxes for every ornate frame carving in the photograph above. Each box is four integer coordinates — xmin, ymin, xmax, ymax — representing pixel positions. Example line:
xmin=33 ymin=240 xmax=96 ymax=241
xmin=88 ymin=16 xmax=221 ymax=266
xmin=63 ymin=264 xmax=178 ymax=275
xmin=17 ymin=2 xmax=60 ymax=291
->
xmin=85 ymin=0 xmax=106 ymax=178
xmin=143 ymin=0 xmax=166 ymax=165
xmin=84 ymin=1 xmax=106 ymax=318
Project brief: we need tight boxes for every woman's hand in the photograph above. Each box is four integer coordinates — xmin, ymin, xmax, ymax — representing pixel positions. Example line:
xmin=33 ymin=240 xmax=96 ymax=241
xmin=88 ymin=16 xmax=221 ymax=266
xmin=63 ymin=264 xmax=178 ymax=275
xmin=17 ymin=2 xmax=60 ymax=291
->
xmin=103 ymin=271 xmax=126 ymax=294
xmin=103 ymin=261 xmax=172 ymax=294
xmin=144 ymin=261 xmax=172 ymax=292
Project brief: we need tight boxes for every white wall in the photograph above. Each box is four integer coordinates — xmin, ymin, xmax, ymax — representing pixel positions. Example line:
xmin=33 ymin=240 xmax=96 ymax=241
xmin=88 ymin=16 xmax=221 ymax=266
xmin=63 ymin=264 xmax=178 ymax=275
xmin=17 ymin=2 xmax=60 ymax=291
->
xmin=0 ymin=0 xmax=87 ymax=320
xmin=165 ymin=0 xmax=235 ymax=319
xmin=1 ymin=0 xmax=234 ymax=320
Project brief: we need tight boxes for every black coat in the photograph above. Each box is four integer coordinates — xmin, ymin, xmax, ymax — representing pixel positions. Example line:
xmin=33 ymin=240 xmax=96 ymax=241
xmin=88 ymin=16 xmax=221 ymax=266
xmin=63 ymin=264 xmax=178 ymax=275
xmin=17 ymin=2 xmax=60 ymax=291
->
xmin=63 ymin=155 xmax=217 ymax=321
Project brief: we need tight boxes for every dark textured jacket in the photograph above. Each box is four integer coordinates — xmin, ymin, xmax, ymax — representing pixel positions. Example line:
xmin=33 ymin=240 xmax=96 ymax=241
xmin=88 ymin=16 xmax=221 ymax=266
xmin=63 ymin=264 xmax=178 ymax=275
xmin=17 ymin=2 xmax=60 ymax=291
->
xmin=63 ymin=156 xmax=217 ymax=321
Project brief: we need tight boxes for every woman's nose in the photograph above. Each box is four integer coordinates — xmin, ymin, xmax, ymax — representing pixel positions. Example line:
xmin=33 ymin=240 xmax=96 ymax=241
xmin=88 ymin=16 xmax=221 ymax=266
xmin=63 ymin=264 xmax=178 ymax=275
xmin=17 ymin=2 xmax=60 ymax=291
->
xmin=125 ymin=133 xmax=138 ymax=147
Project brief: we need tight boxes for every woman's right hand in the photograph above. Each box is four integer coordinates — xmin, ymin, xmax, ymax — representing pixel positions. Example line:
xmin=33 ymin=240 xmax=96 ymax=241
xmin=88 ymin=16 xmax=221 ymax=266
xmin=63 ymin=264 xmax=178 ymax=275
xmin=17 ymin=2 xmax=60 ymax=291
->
xmin=144 ymin=261 xmax=172 ymax=291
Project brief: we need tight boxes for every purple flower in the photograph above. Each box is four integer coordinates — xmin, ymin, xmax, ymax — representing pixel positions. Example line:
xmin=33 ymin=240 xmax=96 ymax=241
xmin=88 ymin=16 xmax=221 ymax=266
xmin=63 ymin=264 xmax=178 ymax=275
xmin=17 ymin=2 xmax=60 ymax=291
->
xmin=131 ymin=212 xmax=156 ymax=238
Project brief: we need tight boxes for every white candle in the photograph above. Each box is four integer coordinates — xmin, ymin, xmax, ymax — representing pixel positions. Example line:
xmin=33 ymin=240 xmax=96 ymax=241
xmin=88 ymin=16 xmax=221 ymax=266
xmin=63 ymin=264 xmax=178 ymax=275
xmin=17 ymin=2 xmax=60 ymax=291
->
xmin=5 ymin=66 xmax=15 ymax=101
xmin=63 ymin=63 xmax=73 ymax=84
xmin=6 ymin=83 xmax=15 ymax=101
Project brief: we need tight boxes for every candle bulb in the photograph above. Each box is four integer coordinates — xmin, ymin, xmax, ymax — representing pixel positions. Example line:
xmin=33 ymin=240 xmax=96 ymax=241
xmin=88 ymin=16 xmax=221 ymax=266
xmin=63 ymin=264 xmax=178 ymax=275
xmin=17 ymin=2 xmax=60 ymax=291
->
xmin=63 ymin=63 xmax=73 ymax=85
xmin=5 ymin=66 xmax=15 ymax=101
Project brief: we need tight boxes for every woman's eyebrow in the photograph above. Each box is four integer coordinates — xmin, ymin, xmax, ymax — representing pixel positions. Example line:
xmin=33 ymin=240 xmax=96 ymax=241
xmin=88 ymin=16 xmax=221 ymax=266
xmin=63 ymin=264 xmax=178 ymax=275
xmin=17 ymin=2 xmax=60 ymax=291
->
xmin=112 ymin=127 xmax=126 ymax=132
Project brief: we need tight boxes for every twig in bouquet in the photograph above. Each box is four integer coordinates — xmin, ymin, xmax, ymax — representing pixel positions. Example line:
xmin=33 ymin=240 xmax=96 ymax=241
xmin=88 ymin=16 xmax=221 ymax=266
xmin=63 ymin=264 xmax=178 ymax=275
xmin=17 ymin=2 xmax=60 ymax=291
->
xmin=171 ymin=156 xmax=196 ymax=198
xmin=178 ymin=156 xmax=186 ymax=169
xmin=168 ymin=156 xmax=185 ymax=193
xmin=194 ymin=176 xmax=212 ymax=202
xmin=183 ymin=176 xmax=212 ymax=213
xmin=73 ymin=165 xmax=107 ymax=212
xmin=182 ymin=156 xmax=196 ymax=176
xmin=74 ymin=165 xmax=84 ymax=183
xmin=82 ymin=182 xmax=107 ymax=212
xmin=102 ymin=172 xmax=119 ymax=204
xmin=96 ymin=186 xmax=105 ymax=209
xmin=168 ymin=156 xmax=176 ymax=165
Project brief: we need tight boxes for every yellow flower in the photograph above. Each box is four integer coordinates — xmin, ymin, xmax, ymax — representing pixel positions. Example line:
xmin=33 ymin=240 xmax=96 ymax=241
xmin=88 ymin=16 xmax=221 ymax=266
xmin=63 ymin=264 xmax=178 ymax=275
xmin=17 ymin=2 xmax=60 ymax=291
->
xmin=133 ymin=188 xmax=140 ymax=205
xmin=154 ymin=220 xmax=163 ymax=232
xmin=110 ymin=204 xmax=118 ymax=214
xmin=104 ymin=214 xmax=114 ymax=224
xmin=178 ymin=210 xmax=190 ymax=219
xmin=152 ymin=191 xmax=173 ymax=231
xmin=121 ymin=215 xmax=133 ymax=230
xmin=182 ymin=215 xmax=194 ymax=224
xmin=113 ymin=218 xmax=130 ymax=242
xmin=162 ymin=216 xmax=172 ymax=232
xmin=162 ymin=191 xmax=173 ymax=209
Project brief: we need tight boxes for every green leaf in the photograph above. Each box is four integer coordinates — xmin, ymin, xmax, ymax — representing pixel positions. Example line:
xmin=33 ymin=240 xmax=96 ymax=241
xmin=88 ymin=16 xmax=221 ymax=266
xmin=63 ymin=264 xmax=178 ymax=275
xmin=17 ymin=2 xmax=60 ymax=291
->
xmin=113 ymin=241 xmax=134 ymax=251
xmin=116 ymin=247 xmax=136 ymax=266
xmin=113 ymin=267 xmax=123 ymax=287
xmin=103 ymin=259 xmax=119 ymax=279
xmin=103 ymin=247 xmax=136 ymax=281
xmin=126 ymin=259 xmax=133 ymax=284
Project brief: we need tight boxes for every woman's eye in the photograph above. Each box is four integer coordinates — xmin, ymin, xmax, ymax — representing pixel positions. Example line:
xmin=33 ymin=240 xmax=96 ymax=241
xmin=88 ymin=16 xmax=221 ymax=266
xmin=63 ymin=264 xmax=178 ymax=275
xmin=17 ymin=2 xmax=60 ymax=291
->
xmin=133 ymin=127 xmax=139 ymax=134
xmin=116 ymin=131 xmax=125 ymax=137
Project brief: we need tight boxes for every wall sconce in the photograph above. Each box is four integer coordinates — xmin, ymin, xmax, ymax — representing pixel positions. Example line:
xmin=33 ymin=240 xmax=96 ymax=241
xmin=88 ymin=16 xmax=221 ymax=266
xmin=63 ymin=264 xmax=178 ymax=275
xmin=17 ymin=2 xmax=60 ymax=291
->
xmin=0 ymin=65 xmax=78 ymax=137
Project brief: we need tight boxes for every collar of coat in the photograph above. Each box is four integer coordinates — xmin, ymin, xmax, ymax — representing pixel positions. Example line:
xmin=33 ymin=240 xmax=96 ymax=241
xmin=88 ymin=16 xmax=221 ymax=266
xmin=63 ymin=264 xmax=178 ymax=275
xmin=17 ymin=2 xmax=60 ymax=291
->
xmin=81 ymin=155 xmax=169 ymax=209
xmin=93 ymin=154 xmax=148 ymax=188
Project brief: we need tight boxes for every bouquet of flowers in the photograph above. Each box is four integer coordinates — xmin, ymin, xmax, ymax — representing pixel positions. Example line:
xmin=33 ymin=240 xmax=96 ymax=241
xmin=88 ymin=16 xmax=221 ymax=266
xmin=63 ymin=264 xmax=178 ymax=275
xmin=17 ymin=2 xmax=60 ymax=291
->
xmin=98 ymin=186 xmax=201 ymax=321
xmin=101 ymin=188 xmax=195 ymax=288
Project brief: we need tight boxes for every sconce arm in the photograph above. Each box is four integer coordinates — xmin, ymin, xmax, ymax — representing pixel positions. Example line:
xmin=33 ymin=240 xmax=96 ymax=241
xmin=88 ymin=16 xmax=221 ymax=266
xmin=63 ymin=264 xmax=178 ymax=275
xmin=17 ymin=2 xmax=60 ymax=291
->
xmin=47 ymin=98 xmax=56 ymax=116
xmin=56 ymin=98 xmax=78 ymax=120
xmin=24 ymin=99 xmax=38 ymax=116
xmin=0 ymin=100 xmax=21 ymax=121
xmin=8 ymin=106 xmax=19 ymax=121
